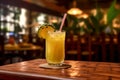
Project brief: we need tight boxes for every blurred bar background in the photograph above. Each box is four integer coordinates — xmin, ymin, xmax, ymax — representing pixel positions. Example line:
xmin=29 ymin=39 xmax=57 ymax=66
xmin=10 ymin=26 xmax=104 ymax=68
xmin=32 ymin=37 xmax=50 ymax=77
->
xmin=0 ymin=0 xmax=120 ymax=65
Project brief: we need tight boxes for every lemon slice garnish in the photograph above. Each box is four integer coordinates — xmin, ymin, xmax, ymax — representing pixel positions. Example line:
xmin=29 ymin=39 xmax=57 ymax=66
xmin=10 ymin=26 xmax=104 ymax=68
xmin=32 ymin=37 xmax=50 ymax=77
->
xmin=37 ymin=24 xmax=55 ymax=39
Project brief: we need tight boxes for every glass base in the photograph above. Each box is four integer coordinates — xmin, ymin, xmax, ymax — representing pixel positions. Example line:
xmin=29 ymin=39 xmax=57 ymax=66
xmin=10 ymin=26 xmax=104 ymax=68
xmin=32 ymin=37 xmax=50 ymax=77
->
xmin=39 ymin=63 xmax=71 ymax=69
xmin=48 ymin=63 xmax=63 ymax=67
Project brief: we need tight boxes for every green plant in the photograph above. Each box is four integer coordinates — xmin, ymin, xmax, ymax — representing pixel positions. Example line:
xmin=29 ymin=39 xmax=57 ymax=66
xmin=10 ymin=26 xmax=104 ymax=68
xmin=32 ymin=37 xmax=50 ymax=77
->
xmin=106 ymin=0 xmax=120 ymax=33
xmin=88 ymin=0 xmax=120 ymax=34
xmin=65 ymin=0 xmax=120 ymax=35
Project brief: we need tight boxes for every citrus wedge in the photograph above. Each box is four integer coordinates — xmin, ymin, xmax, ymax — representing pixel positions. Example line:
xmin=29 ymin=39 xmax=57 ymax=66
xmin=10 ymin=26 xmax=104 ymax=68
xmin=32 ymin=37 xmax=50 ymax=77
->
xmin=37 ymin=24 xmax=55 ymax=39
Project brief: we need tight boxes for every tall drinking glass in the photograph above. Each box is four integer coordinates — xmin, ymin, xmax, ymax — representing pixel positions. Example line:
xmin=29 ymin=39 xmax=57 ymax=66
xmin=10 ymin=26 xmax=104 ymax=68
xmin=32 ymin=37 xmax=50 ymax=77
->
xmin=46 ymin=30 xmax=65 ymax=66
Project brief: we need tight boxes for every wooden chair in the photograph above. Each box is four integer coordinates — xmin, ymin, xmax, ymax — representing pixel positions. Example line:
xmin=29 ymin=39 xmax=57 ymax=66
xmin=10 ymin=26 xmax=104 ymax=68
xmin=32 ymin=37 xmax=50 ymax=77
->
xmin=117 ymin=33 xmax=120 ymax=62
xmin=99 ymin=33 xmax=115 ymax=62
xmin=65 ymin=34 xmax=95 ymax=61
xmin=113 ymin=34 xmax=119 ymax=62
xmin=97 ymin=33 xmax=106 ymax=62
xmin=65 ymin=35 xmax=81 ymax=60
xmin=89 ymin=35 xmax=101 ymax=61
xmin=108 ymin=35 xmax=114 ymax=62
xmin=79 ymin=34 xmax=95 ymax=61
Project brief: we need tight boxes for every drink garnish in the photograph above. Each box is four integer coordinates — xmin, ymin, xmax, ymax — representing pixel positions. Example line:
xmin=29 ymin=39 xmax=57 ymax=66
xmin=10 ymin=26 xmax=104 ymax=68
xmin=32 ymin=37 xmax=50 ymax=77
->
xmin=37 ymin=24 xmax=55 ymax=39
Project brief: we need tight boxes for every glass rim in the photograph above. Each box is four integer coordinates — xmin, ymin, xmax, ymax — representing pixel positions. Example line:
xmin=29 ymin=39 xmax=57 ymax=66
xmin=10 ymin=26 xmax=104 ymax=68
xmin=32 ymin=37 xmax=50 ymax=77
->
xmin=48 ymin=30 xmax=65 ymax=33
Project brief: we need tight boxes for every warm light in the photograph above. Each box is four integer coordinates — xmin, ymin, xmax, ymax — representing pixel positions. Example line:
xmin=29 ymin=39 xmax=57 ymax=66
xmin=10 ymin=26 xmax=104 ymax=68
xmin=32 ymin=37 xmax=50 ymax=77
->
xmin=49 ymin=17 xmax=58 ymax=23
xmin=91 ymin=9 xmax=97 ymax=16
xmin=113 ymin=18 xmax=120 ymax=28
xmin=77 ymin=13 xmax=88 ymax=19
xmin=67 ymin=8 xmax=83 ymax=15
xmin=20 ymin=8 xmax=27 ymax=27
xmin=79 ymin=21 xmax=85 ymax=26
xmin=67 ymin=0 xmax=83 ymax=15
xmin=82 ymin=14 xmax=88 ymax=18
xmin=37 ymin=13 xmax=46 ymax=24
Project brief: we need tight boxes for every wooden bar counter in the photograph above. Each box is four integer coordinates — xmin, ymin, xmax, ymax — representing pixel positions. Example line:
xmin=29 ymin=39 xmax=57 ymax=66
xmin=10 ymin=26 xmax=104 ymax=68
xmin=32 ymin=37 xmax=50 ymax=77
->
xmin=0 ymin=59 xmax=120 ymax=80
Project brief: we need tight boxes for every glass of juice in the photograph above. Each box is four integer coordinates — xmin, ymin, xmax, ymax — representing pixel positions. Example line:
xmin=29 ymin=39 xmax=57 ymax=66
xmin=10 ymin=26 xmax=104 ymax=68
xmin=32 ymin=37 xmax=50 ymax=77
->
xmin=46 ymin=30 xmax=66 ymax=66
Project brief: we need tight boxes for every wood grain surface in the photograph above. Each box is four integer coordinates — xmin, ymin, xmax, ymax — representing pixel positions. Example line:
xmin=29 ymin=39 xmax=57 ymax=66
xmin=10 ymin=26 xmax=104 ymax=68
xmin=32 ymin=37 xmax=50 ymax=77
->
xmin=0 ymin=59 xmax=120 ymax=80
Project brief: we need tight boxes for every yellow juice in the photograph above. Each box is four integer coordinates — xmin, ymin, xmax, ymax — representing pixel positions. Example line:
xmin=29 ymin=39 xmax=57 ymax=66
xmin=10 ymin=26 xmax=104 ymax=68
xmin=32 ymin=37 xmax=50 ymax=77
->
xmin=46 ymin=31 xmax=65 ymax=65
